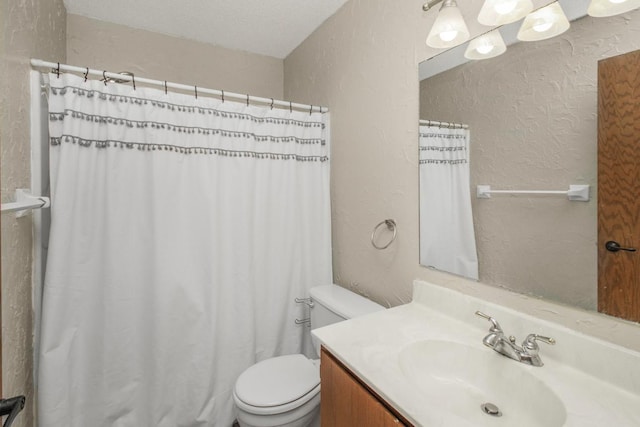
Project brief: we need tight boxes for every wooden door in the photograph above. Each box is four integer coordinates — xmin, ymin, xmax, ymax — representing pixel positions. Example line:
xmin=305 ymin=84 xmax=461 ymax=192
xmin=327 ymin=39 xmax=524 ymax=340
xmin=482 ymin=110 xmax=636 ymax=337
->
xmin=597 ymin=49 xmax=640 ymax=322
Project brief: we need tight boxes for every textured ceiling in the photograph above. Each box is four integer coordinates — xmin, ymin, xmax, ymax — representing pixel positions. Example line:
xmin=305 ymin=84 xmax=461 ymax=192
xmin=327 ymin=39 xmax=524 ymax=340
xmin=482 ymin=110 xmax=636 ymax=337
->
xmin=63 ymin=0 xmax=349 ymax=59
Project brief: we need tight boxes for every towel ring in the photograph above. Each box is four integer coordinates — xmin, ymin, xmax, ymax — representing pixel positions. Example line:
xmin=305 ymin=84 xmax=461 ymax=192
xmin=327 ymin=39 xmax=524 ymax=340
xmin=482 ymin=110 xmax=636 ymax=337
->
xmin=371 ymin=219 xmax=397 ymax=250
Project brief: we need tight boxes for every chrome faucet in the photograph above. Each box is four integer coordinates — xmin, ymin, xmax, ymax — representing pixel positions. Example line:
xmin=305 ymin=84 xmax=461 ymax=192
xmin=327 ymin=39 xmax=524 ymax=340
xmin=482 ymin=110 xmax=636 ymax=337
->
xmin=475 ymin=311 xmax=555 ymax=367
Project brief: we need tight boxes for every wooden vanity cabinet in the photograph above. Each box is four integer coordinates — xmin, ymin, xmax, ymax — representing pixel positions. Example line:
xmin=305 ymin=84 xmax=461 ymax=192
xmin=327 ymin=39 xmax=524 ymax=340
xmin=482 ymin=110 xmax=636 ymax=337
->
xmin=320 ymin=347 xmax=411 ymax=427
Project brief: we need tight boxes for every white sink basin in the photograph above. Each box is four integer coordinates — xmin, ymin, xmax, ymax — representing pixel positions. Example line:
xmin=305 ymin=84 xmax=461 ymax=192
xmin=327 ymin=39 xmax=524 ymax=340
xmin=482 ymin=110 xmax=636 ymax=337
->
xmin=313 ymin=281 xmax=640 ymax=426
xmin=398 ymin=340 xmax=567 ymax=427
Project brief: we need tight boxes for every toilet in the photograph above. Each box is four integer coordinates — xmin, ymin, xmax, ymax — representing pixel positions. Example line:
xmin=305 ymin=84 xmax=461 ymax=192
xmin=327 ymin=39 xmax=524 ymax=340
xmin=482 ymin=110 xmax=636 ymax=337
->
xmin=233 ymin=284 xmax=385 ymax=427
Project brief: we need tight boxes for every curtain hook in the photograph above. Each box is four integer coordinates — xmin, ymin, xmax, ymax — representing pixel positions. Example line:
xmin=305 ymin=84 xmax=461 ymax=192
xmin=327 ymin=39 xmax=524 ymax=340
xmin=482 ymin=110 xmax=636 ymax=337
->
xmin=246 ymin=94 xmax=250 ymax=107
xmin=221 ymin=90 xmax=225 ymax=103
xmin=309 ymin=104 xmax=313 ymax=116
xmin=131 ymin=73 xmax=136 ymax=91
xmin=56 ymin=62 xmax=60 ymax=78
xmin=194 ymin=85 xmax=198 ymax=99
xmin=83 ymin=67 xmax=89 ymax=82
xmin=164 ymin=81 xmax=168 ymax=95
xmin=289 ymin=101 xmax=292 ymax=113
xmin=103 ymin=70 xmax=108 ymax=86
xmin=270 ymin=98 xmax=274 ymax=110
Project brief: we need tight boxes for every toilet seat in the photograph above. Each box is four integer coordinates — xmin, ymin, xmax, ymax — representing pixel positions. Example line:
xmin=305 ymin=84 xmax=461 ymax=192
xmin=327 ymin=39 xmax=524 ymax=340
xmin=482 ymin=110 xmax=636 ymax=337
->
xmin=234 ymin=355 xmax=320 ymax=415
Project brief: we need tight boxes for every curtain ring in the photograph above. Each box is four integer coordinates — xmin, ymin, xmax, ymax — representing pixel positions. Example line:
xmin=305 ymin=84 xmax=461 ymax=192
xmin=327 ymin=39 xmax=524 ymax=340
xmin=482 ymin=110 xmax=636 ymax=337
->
xmin=221 ymin=90 xmax=225 ymax=103
xmin=289 ymin=101 xmax=292 ymax=113
xmin=247 ymin=94 xmax=250 ymax=107
xmin=309 ymin=105 xmax=313 ymax=116
xmin=164 ymin=81 xmax=168 ymax=95
xmin=270 ymin=98 xmax=274 ymax=110
xmin=56 ymin=62 xmax=60 ymax=78
xmin=194 ymin=85 xmax=198 ymax=99
xmin=131 ymin=73 xmax=136 ymax=91
xmin=371 ymin=219 xmax=397 ymax=250
xmin=103 ymin=70 xmax=108 ymax=86
xmin=83 ymin=67 xmax=89 ymax=82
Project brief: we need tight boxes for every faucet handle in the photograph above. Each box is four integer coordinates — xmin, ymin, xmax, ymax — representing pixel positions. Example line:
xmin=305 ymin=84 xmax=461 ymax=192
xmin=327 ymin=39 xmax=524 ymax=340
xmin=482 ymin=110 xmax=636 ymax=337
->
xmin=522 ymin=334 xmax=556 ymax=354
xmin=475 ymin=311 xmax=502 ymax=332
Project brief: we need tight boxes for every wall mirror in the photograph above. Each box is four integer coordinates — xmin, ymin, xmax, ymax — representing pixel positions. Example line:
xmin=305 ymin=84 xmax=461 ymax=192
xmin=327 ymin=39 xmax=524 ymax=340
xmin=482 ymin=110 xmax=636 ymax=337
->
xmin=418 ymin=0 xmax=640 ymax=315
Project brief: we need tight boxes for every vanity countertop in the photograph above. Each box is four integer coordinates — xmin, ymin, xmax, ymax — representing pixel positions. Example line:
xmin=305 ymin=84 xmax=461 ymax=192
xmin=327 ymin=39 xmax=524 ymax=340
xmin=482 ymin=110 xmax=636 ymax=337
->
xmin=312 ymin=280 xmax=640 ymax=426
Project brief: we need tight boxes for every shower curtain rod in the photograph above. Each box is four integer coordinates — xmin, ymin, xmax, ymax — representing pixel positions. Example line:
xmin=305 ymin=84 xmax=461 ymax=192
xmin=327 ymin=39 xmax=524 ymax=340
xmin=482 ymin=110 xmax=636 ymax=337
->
xmin=31 ymin=59 xmax=328 ymax=113
xmin=419 ymin=119 xmax=468 ymax=129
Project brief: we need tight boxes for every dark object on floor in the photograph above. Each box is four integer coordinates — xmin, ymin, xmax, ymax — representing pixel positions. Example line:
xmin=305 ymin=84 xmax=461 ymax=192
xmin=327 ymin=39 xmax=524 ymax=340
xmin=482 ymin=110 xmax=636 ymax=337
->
xmin=232 ymin=420 xmax=240 ymax=427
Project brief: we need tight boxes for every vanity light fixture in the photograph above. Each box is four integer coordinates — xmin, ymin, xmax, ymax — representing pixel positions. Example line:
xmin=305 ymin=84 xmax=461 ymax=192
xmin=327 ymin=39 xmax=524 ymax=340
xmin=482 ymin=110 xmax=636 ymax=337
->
xmin=517 ymin=2 xmax=570 ymax=41
xmin=477 ymin=0 xmax=534 ymax=26
xmin=426 ymin=0 xmax=470 ymax=49
xmin=587 ymin=0 xmax=640 ymax=17
xmin=464 ymin=29 xmax=507 ymax=60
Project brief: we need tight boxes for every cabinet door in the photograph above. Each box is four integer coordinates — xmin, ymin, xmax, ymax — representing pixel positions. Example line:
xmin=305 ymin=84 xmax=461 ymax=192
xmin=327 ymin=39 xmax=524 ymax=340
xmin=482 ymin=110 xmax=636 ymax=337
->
xmin=320 ymin=348 xmax=405 ymax=427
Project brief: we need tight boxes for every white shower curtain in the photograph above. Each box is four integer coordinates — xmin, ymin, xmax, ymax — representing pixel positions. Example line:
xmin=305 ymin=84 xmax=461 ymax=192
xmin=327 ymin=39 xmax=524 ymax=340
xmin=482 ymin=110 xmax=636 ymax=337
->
xmin=39 ymin=73 xmax=332 ymax=427
xmin=419 ymin=124 xmax=478 ymax=280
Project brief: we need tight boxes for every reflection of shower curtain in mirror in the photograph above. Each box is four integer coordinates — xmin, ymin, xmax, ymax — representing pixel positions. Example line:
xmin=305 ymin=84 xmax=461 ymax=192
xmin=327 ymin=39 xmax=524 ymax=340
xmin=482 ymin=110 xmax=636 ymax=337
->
xmin=419 ymin=124 xmax=478 ymax=280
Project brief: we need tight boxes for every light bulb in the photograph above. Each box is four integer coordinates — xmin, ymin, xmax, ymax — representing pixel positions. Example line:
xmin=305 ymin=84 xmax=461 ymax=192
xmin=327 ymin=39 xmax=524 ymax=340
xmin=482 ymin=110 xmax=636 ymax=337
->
xmin=478 ymin=0 xmax=533 ymax=25
xmin=495 ymin=0 xmax=517 ymax=15
xmin=533 ymin=22 xmax=553 ymax=32
xmin=588 ymin=0 xmax=640 ymax=16
xmin=439 ymin=30 xmax=458 ymax=42
xmin=426 ymin=0 xmax=470 ymax=49
xmin=464 ymin=29 xmax=507 ymax=60
xmin=476 ymin=44 xmax=495 ymax=54
xmin=518 ymin=2 xmax=570 ymax=41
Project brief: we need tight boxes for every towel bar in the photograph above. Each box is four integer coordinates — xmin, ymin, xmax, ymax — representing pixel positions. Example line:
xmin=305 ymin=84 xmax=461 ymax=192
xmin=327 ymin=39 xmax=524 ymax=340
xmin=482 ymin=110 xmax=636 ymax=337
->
xmin=476 ymin=185 xmax=590 ymax=202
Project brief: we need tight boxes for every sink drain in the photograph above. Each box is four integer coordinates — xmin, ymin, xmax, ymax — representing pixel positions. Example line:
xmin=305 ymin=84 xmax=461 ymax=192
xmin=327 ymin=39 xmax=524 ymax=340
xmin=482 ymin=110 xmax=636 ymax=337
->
xmin=481 ymin=403 xmax=502 ymax=417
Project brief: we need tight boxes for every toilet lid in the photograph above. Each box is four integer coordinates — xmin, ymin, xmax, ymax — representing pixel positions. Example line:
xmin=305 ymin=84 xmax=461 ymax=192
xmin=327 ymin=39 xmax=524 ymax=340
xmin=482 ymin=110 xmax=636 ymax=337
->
xmin=235 ymin=354 xmax=320 ymax=408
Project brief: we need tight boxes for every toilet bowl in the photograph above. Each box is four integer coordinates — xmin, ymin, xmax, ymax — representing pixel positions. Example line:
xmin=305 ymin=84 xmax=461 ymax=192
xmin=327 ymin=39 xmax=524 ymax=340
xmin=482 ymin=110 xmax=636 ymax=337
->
xmin=233 ymin=355 xmax=320 ymax=427
xmin=233 ymin=284 xmax=385 ymax=427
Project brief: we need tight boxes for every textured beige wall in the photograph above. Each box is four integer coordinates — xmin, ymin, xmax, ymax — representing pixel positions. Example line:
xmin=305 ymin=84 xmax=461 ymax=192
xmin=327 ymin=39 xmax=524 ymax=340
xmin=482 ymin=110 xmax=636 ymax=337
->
xmin=284 ymin=0 xmax=436 ymax=307
xmin=420 ymin=11 xmax=640 ymax=310
xmin=1 ymin=0 xmax=66 ymax=426
xmin=284 ymin=1 xmax=640 ymax=316
xmin=67 ymin=14 xmax=284 ymax=100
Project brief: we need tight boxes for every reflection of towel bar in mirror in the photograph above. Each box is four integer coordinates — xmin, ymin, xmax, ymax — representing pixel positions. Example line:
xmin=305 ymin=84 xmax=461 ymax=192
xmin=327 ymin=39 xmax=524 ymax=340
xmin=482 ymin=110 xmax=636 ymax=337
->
xmin=476 ymin=185 xmax=590 ymax=201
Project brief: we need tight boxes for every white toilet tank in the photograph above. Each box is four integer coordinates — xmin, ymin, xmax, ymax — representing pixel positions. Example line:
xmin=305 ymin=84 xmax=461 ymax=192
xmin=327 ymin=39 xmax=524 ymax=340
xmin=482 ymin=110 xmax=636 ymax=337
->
xmin=309 ymin=284 xmax=384 ymax=334
xmin=309 ymin=285 xmax=385 ymax=356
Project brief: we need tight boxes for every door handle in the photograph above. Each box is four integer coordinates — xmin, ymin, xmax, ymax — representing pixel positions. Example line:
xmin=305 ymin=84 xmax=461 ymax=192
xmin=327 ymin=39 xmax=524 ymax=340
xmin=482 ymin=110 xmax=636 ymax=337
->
xmin=605 ymin=241 xmax=637 ymax=253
